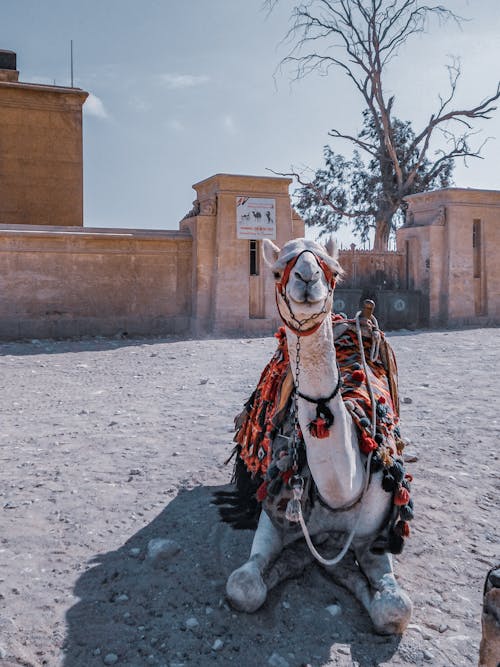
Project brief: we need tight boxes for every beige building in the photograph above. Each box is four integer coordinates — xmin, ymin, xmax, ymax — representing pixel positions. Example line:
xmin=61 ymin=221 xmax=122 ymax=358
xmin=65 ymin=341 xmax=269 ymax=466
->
xmin=0 ymin=50 xmax=87 ymax=227
xmin=398 ymin=189 xmax=500 ymax=327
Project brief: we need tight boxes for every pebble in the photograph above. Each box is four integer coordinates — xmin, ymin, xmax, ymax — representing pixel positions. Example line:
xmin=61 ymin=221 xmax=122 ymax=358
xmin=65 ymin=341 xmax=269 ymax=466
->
xmin=0 ymin=647 xmax=6 ymax=660
xmin=129 ymin=547 xmax=141 ymax=558
xmin=403 ymin=397 xmax=413 ymax=404
xmin=147 ymin=538 xmax=181 ymax=566
xmin=211 ymin=639 xmax=224 ymax=651
xmin=422 ymin=649 xmax=434 ymax=661
xmin=326 ymin=603 xmax=342 ymax=617
xmin=185 ymin=617 xmax=199 ymax=630
xmin=103 ymin=653 xmax=119 ymax=665
xmin=337 ymin=646 xmax=350 ymax=655
xmin=268 ymin=652 xmax=290 ymax=667
xmin=115 ymin=593 xmax=129 ymax=602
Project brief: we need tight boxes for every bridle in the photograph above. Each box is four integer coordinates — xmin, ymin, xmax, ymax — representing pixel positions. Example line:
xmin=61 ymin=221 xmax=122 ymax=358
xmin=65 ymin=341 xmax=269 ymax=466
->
xmin=274 ymin=250 xmax=337 ymax=337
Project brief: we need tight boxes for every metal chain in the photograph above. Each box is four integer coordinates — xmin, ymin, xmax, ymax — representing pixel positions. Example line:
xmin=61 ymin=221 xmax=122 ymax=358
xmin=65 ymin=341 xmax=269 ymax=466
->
xmin=279 ymin=287 xmax=332 ymax=333
xmin=291 ymin=335 xmax=301 ymax=474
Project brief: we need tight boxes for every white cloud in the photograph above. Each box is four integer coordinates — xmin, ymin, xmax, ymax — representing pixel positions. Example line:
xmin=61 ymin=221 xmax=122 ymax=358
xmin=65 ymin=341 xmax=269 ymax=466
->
xmin=160 ymin=73 xmax=210 ymax=89
xmin=84 ymin=93 xmax=109 ymax=119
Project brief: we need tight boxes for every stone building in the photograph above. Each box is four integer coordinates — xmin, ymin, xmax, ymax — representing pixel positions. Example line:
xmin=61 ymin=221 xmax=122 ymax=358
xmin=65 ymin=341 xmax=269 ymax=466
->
xmin=0 ymin=50 xmax=87 ymax=227
xmin=398 ymin=189 xmax=500 ymax=327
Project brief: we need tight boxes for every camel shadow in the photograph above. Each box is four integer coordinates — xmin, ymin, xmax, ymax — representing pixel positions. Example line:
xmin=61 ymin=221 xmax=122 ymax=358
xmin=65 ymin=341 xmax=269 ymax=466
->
xmin=63 ymin=485 xmax=401 ymax=667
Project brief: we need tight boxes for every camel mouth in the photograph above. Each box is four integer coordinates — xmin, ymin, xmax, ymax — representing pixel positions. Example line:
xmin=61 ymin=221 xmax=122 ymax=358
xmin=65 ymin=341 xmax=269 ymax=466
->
xmin=289 ymin=292 xmax=325 ymax=307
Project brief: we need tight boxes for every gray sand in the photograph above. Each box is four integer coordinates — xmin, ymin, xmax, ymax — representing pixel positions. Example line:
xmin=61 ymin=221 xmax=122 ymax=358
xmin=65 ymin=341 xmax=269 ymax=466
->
xmin=0 ymin=329 xmax=498 ymax=666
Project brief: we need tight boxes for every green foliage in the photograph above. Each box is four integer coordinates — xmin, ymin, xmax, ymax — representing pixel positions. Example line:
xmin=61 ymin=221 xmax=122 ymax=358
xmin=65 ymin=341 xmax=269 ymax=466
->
xmin=295 ymin=110 xmax=454 ymax=244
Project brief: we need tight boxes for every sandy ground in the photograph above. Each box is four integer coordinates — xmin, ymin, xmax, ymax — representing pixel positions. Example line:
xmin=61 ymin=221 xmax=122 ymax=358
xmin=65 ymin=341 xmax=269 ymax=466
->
xmin=0 ymin=328 xmax=498 ymax=667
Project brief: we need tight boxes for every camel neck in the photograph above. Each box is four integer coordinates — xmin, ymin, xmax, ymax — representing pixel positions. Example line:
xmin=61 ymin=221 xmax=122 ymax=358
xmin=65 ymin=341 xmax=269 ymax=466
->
xmin=286 ymin=317 xmax=365 ymax=508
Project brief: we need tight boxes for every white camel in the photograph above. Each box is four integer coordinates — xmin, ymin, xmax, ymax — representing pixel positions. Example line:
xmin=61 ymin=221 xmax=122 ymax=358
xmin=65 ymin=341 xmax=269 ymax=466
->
xmin=224 ymin=237 xmax=413 ymax=635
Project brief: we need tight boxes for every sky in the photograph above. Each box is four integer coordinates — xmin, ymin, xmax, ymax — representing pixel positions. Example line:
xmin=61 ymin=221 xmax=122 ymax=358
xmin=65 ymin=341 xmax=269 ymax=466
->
xmin=2 ymin=0 xmax=500 ymax=246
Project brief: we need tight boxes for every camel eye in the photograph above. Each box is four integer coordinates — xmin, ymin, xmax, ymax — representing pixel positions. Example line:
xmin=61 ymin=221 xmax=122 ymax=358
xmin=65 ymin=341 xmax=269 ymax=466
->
xmin=273 ymin=272 xmax=281 ymax=280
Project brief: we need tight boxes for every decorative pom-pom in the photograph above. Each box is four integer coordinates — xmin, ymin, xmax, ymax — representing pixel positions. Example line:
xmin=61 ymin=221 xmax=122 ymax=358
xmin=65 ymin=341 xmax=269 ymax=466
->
xmin=400 ymin=504 xmax=414 ymax=521
xmin=390 ymin=460 xmax=405 ymax=483
xmin=388 ymin=532 xmax=404 ymax=554
xmin=378 ymin=396 xmax=386 ymax=404
xmin=395 ymin=520 xmax=410 ymax=538
xmin=375 ymin=433 xmax=384 ymax=444
xmin=308 ymin=418 xmax=330 ymax=439
xmin=352 ymin=362 xmax=362 ymax=371
xmin=267 ymin=464 xmax=279 ymax=480
xmin=359 ymin=417 xmax=370 ymax=428
xmin=394 ymin=486 xmax=411 ymax=506
xmin=382 ymin=473 xmax=396 ymax=493
xmin=256 ymin=481 xmax=268 ymax=502
xmin=352 ymin=369 xmax=366 ymax=382
xmin=268 ymin=477 xmax=283 ymax=497
xmin=370 ymin=454 xmax=383 ymax=472
xmin=360 ymin=433 xmax=378 ymax=454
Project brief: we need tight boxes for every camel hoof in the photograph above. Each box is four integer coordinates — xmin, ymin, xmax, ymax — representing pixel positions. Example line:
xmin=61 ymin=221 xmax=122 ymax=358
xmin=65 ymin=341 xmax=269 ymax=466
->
xmin=226 ymin=563 xmax=267 ymax=613
xmin=370 ymin=586 xmax=413 ymax=635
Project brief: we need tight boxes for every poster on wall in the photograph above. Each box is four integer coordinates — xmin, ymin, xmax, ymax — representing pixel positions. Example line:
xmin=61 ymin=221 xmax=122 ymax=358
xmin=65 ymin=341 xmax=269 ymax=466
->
xmin=236 ymin=197 xmax=276 ymax=239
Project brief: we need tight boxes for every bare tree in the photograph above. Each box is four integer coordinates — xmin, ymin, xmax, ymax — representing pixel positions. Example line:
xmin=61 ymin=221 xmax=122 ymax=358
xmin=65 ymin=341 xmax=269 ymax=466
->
xmin=266 ymin=0 xmax=500 ymax=250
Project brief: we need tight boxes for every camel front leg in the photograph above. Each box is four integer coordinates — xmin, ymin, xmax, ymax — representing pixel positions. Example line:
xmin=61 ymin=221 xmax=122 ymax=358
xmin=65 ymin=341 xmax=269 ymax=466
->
xmin=226 ymin=510 xmax=283 ymax=613
xmin=354 ymin=544 xmax=412 ymax=635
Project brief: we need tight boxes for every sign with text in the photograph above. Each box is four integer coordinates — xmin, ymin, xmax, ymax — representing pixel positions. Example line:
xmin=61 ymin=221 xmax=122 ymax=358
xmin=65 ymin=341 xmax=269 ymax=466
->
xmin=236 ymin=197 xmax=276 ymax=239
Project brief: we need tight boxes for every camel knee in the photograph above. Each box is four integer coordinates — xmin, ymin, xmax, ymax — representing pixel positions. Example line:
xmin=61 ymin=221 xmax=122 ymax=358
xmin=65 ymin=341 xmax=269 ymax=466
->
xmin=226 ymin=560 xmax=267 ymax=613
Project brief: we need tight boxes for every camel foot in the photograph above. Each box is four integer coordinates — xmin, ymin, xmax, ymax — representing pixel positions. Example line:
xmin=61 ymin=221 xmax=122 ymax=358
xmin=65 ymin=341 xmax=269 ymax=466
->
xmin=369 ymin=574 xmax=413 ymax=635
xmin=226 ymin=561 xmax=267 ymax=613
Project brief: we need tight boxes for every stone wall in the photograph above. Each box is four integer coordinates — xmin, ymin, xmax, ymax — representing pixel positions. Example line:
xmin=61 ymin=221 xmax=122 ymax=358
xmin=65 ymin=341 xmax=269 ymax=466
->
xmin=0 ymin=225 xmax=192 ymax=339
xmin=338 ymin=247 xmax=406 ymax=290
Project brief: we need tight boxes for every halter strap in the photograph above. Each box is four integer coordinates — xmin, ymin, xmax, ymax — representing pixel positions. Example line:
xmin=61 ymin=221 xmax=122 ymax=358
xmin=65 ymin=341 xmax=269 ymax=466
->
xmin=275 ymin=250 xmax=336 ymax=337
xmin=277 ymin=250 xmax=336 ymax=297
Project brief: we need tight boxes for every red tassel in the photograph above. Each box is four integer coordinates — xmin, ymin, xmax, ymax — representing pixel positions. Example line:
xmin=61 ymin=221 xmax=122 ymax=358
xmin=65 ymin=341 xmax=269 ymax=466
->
xmin=256 ymin=481 xmax=268 ymax=502
xmin=352 ymin=369 xmax=365 ymax=382
xmin=395 ymin=520 xmax=410 ymax=538
xmin=360 ymin=433 xmax=378 ymax=454
xmin=394 ymin=486 xmax=411 ymax=506
xmin=378 ymin=396 xmax=386 ymax=404
xmin=405 ymin=473 xmax=414 ymax=482
xmin=282 ymin=470 xmax=293 ymax=485
xmin=308 ymin=418 xmax=330 ymax=439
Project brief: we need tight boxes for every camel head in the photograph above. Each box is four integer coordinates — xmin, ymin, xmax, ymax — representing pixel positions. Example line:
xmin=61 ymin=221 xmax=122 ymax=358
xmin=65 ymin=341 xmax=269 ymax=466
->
xmin=263 ymin=237 xmax=343 ymax=333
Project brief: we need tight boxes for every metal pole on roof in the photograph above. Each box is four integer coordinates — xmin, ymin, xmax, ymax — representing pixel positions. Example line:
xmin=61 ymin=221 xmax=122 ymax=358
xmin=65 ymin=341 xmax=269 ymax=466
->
xmin=70 ymin=40 xmax=74 ymax=87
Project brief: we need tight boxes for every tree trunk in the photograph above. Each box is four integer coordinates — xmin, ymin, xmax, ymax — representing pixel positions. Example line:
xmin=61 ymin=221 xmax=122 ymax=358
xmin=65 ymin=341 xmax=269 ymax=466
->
xmin=373 ymin=216 xmax=391 ymax=251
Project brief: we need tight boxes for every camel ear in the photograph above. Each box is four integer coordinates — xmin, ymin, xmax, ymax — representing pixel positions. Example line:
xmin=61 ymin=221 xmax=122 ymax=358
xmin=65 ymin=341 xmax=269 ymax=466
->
xmin=262 ymin=239 xmax=281 ymax=267
xmin=324 ymin=237 xmax=339 ymax=262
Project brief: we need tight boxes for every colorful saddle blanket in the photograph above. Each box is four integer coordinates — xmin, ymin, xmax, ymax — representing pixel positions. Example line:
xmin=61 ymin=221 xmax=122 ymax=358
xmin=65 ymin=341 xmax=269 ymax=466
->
xmin=233 ymin=315 xmax=414 ymax=554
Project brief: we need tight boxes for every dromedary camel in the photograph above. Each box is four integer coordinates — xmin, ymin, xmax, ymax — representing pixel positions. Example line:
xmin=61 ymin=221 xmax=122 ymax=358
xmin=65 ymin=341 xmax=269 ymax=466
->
xmin=218 ymin=238 xmax=414 ymax=635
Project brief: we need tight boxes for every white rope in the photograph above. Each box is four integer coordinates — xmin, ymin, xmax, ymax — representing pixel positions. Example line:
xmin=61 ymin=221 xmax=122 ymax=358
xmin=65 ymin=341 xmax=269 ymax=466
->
xmin=286 ymin=312 xmax=378 ymax=567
